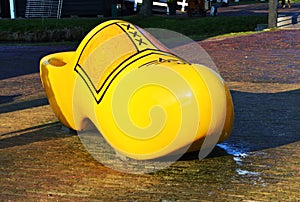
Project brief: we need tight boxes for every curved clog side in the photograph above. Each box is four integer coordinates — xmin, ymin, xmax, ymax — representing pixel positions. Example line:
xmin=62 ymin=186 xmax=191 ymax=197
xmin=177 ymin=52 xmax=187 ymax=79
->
xmin=40 ymin=51 xmax=77 ymax=129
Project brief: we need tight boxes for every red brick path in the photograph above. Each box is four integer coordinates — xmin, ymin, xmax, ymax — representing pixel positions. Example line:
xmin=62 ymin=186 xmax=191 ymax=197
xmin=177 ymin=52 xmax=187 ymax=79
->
xmin=199 ymin=29 xmax=300 ymax=84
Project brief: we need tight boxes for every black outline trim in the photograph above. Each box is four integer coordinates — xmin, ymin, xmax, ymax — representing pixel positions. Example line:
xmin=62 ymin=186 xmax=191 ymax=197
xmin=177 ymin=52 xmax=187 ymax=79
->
xmin=75 ymin=22 xmax=124 ymax=66
xmin=117 ymin=23 xmax=140 ymax=50
xmin=73 ymin=21 xmax=189 ymax=104
xmin=75 ymin=49 xmax=183 ymax=104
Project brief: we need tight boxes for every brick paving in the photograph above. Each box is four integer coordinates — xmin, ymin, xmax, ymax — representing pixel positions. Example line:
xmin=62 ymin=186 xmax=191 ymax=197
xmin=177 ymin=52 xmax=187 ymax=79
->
xmin=1 ymin=27 xmax=300 ymax=201
xmin=199 ymin=29 xmax=300 ymax=84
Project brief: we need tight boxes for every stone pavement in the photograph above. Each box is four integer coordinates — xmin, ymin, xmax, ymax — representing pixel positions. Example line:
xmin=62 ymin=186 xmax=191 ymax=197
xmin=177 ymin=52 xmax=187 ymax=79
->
xmin=0 ymin=30 xmax=300 ymax=201
xmin=217 ymin=2 xmax=300 ymax=29
xmin=216 ymin=2 xmax=300 ymax=17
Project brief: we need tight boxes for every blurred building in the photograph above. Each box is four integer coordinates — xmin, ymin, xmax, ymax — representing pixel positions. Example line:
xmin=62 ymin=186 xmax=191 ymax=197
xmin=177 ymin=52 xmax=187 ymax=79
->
xmin=0 ymin=0 xmax=108 ymax=18
xmin=0 ymin=0 xmax=189 ymax=18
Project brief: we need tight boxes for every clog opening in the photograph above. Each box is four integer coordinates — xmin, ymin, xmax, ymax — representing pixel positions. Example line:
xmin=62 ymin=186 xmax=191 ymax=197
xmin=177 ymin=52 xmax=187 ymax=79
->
xmin=48 ymin=58 xmax=66 ymax=67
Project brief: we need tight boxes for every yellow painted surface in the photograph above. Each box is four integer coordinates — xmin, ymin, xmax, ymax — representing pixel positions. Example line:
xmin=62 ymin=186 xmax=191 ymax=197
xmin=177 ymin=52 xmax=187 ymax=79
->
xmin=40 ymin=20 xmax=234 ymax=160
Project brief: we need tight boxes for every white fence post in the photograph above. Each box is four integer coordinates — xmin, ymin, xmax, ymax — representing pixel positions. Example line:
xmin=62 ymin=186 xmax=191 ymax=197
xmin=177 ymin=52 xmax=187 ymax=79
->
xmin=9 ymin=0 xmax=16 ymax=19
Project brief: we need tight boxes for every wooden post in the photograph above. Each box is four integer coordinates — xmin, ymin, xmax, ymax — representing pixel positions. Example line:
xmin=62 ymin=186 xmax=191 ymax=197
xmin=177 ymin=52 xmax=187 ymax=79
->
xmin=268 ymin=0 xmax=278 ymax=28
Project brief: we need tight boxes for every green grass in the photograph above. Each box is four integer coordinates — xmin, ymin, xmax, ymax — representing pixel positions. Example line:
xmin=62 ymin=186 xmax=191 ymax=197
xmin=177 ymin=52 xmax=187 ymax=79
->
xmin=129 ymin=15 xmax=268 ymax=39
xmin=0 ymin=18 xmax=99 ymax=33
xmin=0 ymin=15 xmax=268 ymax=42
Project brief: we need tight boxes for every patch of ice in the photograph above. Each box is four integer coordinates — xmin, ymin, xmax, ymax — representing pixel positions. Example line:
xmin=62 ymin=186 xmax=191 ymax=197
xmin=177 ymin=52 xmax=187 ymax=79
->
xmin=217 ymin=142 xmax=249 ymax=157
xmin=236 ymin=168 xmax=260 ymax=176
xmin=217 ymin=143 xmax=262 ymax=178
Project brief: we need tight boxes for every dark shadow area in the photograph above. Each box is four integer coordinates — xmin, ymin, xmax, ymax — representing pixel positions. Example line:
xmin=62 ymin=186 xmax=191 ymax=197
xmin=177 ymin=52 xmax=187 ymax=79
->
xmin=179 ymin=88 xmax=300 ymax=160
xmin=178 ymin=146 xmax=228 ymax=161
xmin=224 ymin=88 xmax=300 ymax=152
xmin=0 ymin=45 xmax=75 ymax=80
xmin=0 ymin=89 xmax=299 ymax=161
xmin=0 ymin=94 xmax=22 ymax=104
xmin=0 ymin=97 xmax=49 ymax=113
xmin=0 ymin=122 xmax=76 ymax=149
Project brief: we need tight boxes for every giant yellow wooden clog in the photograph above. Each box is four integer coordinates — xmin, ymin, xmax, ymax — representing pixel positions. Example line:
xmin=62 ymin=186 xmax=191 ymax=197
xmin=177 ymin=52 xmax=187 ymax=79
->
xmin=40 ymin=20 xmax=234 ymax=160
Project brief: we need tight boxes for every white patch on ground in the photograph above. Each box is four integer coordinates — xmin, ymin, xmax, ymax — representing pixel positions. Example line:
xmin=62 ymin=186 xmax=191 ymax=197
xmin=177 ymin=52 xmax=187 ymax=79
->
xmin=217 ymin=143 xmax=262 ymax=177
